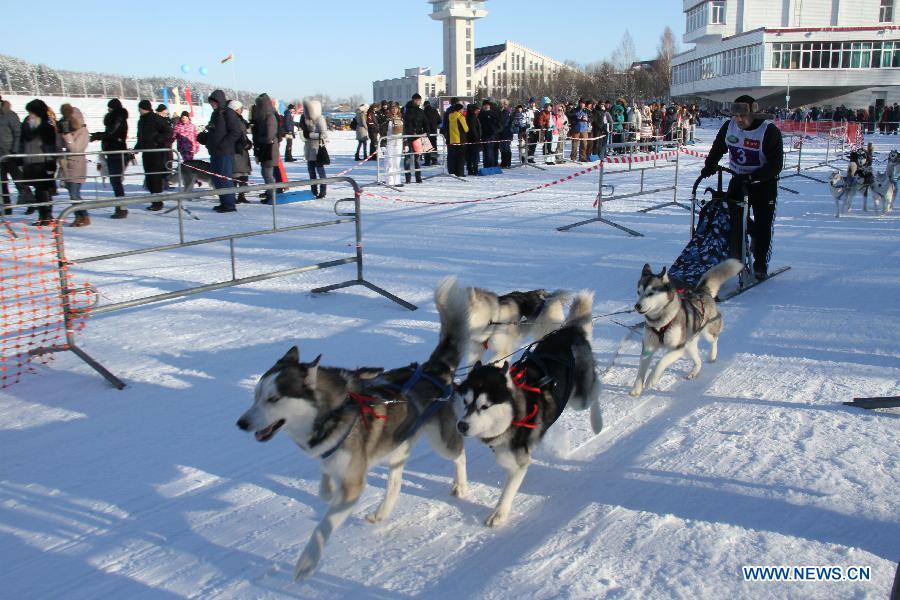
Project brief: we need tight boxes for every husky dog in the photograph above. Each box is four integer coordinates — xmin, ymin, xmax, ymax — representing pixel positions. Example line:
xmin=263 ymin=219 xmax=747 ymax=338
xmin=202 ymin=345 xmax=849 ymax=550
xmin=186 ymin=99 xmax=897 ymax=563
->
xmin=466 ymin=287 xmax=571 ymax=366
xmin=630 ymin=259 xmax=742 ymax=397
xmin=236 ymin=278 xmax=469 ymax=580
xmin=871 ymin=171 xmax=896 ymax=214
xmin=179 ymin=159 xmax=213 ymax=192
xmin=829 ymin=171 xmax=866 ymax=217
xmin=456 ymin=291 xmax=602 ymax=527
xmin=887 ymin=150 xmax=899 ymax=182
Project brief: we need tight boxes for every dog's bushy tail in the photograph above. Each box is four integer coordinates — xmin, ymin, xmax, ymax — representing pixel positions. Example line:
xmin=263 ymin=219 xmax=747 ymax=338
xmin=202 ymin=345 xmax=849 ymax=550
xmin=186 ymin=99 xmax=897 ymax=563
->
xmin=697 ymin=259 xmax=743 ymax=298
xmin=530 ymin=289 xmax=573 ymax=340
xmin=428 ymin=277 xmax=470 ymax=374
xmin=565 ymin=290 xmax=595 ymax=342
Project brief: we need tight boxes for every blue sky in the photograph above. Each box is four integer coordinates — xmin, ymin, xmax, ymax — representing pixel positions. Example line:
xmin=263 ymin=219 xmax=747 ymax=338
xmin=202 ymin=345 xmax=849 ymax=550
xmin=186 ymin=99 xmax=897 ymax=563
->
xmin=3 ymin=1 xmax=684 ymax=100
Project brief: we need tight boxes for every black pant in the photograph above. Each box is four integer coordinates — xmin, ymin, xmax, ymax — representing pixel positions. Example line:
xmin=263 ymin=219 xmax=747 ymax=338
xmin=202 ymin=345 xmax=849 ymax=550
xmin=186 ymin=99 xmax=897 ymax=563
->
xmin=499 ymin=137 xmax=512 ymax=167
xmin=425 ymin=135 xmax=438 ymax=165
xmin=526 ymin=131 xmax=538 ymax=157
xmin=284 ymin=136 xmax=293 ymax=161
xmin=466 ymin=143 xmax=480 ymax=175
xmin=307 ymin=160 xmax=326 ymax=196
xmin=448 ymin=145 xmax=465 ymax=177
xmin=355 ymin=139 xmax=368 ymax=159
xmin=105 ymin=153 xmax=126 ymax=197
xmin=482 ymin=140 xmax=496 ymax=168
xmin=728 ymin=179 xmax=777 ymax=273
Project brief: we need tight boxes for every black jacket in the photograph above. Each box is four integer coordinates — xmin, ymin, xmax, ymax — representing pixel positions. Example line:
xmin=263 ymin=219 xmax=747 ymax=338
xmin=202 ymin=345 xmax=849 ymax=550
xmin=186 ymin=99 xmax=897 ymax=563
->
xmin=135 ymin=112 xmax=172 ymax=150
xmin=478 ymin=107 xmax=500 ymax=140
xmin=705 ymin=118 xmax=784 ymax=197
xmin=403 ymin=101 xmax=427 ymax=137
xmin=465 ymin=105 xmax=482 ymax=143
xmin=204 ymin=89 xmax=243 ymax=157
xmin=424 ymin=104 xmax=441 ymax=135
xmin=96 ymin=106 xmax=129 ymax=152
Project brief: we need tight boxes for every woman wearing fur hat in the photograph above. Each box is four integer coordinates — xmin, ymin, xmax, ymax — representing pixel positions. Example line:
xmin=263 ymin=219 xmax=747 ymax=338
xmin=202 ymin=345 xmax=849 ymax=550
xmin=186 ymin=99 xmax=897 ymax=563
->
xmin=90 ymin=98 xmax=129 ymax=218
xmin=251 ymin=94 xmax=279 ymax=204
xmin=58 ymin=104 xmax=90 ymax=226
xmin=300 ymin=99 xmax=329 ymax=198
xmin=174 ymin=112 xmax=199 ymax=161
xmin=19 ymin=99 xmax=60 ymax=226
xmin=354 ymin=104 xmax=369 ymax=161
xmin=229 ymin=101 xmax=251 ymax=204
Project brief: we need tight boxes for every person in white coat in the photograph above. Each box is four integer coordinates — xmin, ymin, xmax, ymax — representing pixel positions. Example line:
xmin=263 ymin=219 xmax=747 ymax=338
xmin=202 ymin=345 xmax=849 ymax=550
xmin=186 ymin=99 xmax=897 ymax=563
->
xmin=385 ymin=104 xmax=404 ymax=187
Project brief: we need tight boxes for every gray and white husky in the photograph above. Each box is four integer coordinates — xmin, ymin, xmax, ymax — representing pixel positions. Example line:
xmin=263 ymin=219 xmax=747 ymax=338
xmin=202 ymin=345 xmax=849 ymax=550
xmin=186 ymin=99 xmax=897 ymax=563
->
xmin=871 ymin=171 xmax=896 ymax=214
xmin=466 ymin=287 xmax=571 ymax=366
xmin=829 ymin=170 xmax=867 ymax=217
xmin=236 ymin=278 xmax=469 ymax=581
xmin=630 ymin=259 xmax=742 ymax=397
xmin=886 ymin=149 xmax=900 ymax=182
xmin=456 ymin=291 xmax=602 ymax=527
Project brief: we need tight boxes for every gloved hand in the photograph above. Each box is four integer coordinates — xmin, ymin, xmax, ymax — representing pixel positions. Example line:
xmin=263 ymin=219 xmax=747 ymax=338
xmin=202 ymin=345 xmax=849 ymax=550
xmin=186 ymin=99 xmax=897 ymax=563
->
xmin=700 ymin=165 xmax=716 ymax=179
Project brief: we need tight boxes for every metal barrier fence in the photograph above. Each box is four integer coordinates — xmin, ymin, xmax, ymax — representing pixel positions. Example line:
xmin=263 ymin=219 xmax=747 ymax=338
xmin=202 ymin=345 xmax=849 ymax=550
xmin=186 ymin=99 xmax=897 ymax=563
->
xmin=557 ymin=140 xmax=686 ymax=237
xmin=374 ymin=133 xmax=449 ymax=190
xmin=34 ymin=175 xmax=414 ymax=388
xmin=0 ymin=148 xmax=184 ymax=228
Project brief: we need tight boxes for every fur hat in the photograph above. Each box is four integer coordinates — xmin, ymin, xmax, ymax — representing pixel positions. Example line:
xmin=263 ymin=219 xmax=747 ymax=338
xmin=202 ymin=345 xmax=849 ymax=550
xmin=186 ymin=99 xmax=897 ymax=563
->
xmin=108 ymin=98 xmax=123 ymax=110
xmin=228 ymin=100 xmax=243 ymax=111
xmin=138 ymin=99 xmax=153 ymax=112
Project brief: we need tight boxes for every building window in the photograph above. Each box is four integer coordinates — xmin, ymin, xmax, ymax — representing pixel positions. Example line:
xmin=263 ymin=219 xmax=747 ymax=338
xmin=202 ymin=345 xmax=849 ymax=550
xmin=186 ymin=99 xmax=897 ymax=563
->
xmin=771 ymin=40 xmax=900 ymax=69
xmin=466 ymin=26 xmax=471 ymax=39
xmin=686 ymin=3 xmax=708 ymax=32
xmin=466 ymin=41 xmax=471 ymax=51
xmin=711 ymin=1 xmax=725 ymax=24
xmin=880 ymin=0 xmax=894 ymax=22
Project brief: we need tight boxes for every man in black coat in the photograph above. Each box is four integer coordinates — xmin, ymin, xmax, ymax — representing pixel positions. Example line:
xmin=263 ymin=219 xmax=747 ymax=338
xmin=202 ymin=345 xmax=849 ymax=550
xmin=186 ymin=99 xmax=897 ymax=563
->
xmin=91 ymin=98 xmax=130 ymax=217
xmin=423 ymin=100 xmax=441 ymax=166
xmin=700 ymin=95 xmax=784 ymax=280
xmin=478 ymin=99 xmax=500 ymax=168
xmin=135 ymin=99 xmax=172 ymax=210
xmin=204 ymin=89 xmax=243 ymax=212
xmin=403 ymin=93 xmax=427 ymax=183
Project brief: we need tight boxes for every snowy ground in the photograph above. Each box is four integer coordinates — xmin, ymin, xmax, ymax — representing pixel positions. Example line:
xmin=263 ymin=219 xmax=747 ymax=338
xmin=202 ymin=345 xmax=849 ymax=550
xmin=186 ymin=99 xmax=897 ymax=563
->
xmin=1 ymin=124 xmax=898 ymax=599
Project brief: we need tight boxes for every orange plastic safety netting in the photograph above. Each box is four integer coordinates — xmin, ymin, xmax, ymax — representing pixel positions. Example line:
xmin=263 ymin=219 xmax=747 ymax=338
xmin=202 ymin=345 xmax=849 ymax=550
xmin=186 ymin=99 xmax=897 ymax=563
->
xmin=0 ymin=222 xmax=93 ymax=388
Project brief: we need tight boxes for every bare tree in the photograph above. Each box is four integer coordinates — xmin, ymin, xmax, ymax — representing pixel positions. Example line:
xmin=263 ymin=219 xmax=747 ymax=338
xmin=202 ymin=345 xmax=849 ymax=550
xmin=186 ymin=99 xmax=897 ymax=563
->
xmin=654 ymin=27 xmax=679 ymax=100
xmin=610 ymin=31 xmax=638 ymax=72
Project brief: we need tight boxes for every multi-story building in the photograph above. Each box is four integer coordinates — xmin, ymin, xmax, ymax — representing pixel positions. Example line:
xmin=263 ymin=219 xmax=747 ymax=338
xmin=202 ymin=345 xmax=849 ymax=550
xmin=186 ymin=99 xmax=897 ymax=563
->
xmin=474 ymin=41 xmax=567 ymax=99
xmin=671 ymin=0 xmax=900 ymax=109
xmin=372 ymin=68 xmax=446 ymax=105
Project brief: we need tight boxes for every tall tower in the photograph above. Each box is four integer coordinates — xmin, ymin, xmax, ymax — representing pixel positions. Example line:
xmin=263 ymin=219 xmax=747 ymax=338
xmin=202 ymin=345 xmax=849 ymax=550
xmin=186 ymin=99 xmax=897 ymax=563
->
xmin=429 ymin=1 xmax=488 ymax=98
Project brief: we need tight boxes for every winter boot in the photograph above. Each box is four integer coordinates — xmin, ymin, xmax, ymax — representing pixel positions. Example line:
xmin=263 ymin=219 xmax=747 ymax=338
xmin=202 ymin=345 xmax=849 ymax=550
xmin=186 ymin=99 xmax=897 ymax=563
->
xmin=110 ymin=208 xmax=128 ymax=219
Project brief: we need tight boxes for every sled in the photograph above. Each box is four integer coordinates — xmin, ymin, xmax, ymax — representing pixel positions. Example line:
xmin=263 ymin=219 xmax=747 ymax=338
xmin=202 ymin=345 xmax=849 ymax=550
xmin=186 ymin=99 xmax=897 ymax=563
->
xmin=275 ymin=190 xmax=317 ymax=204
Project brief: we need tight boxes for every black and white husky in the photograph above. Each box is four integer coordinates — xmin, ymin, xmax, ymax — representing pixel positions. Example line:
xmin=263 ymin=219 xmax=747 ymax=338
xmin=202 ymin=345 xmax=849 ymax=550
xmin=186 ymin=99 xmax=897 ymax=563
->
xmin=466 ymin=287 xmax=571 ymax=366
xmin=456 ymin=291 xmax=602 ymax=527
xmin=630 ymin=259 xmax=742 ymax=397
xmin=179 ymin=159 xmax=213 ymax=192
xmin=236 ymin=278 xmax=469 ymax=580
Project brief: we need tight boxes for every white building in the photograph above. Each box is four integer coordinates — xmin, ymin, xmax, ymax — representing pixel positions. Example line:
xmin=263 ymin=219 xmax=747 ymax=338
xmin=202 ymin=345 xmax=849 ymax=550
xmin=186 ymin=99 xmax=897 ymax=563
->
xmin=372 ymin=41 xmax=568 ymax=103
xmin=372 ymin=68 xmax=446 ymax=104
xmin=671 ymin=0 xmax=900 ymax=108
xmin=474 ymin=41 xmax=567 ymax=99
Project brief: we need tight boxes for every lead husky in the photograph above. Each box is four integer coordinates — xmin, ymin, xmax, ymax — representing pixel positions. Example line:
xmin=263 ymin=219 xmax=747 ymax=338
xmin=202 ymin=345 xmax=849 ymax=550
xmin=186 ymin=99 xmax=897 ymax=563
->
xmin=630 ymin=259 xmax=742 ymax=397
xmin=830 ymin=170 xmax=867 ymax=217
xmin=456 ymin=291 xmax=602 ymax=527
xmin=871 ymin=171 xmax=896 ymax=214
xmin=236 ymin=278 xmax=469 ymax=581
xmin=467 ymin=287 xmax=571 ymax=366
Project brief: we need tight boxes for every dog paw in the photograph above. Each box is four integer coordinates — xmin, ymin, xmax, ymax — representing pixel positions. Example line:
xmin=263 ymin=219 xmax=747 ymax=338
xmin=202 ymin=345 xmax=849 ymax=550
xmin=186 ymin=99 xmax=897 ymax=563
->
xmin=450 ymin=482 xmax=468 ymax=498
xmin=629 ymin=384 xmax=643 ymax=397
xmin=293 ymin=553 xmax=319 ymax=581
xmin=485 ymin=509 xmax=508 ymax=528
xmin=686 ymin=371 xmax=700 ymax=380
xmin=365 ymin=512 xmax=383 ymax=524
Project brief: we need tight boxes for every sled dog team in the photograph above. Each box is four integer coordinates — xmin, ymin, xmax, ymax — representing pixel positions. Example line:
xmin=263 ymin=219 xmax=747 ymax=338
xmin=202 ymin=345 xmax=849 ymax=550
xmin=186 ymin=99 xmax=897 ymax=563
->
xmin=237 ymin=260 xmax=743 ymax=580
xmin=829 ymin=146 xmax=898 ymax=217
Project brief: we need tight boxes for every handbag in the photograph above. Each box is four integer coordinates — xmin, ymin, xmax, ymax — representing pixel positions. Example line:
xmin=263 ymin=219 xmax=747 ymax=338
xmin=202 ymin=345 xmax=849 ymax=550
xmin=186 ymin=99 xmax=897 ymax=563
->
xmin=316 ymin=143 xmax=331 ymax=165
xmin=412 ymin=136 xmax=433 ymax=154
xmin=254 ymin=142 xmax=273 ymax=162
